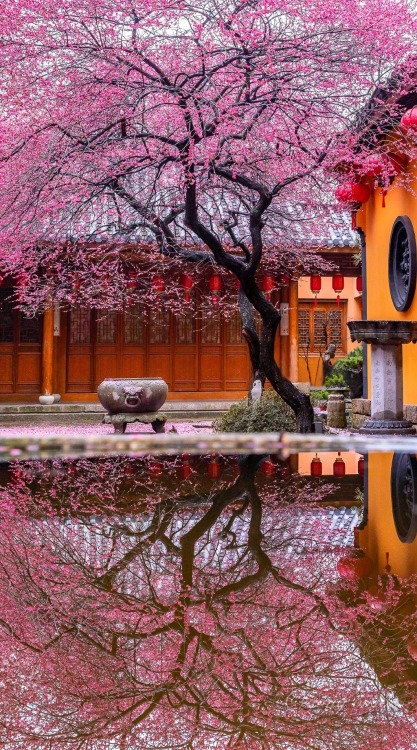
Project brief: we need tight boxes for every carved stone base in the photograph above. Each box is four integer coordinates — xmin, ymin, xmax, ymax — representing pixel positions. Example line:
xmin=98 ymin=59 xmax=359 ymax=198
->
xmin=359 ymin=419 xmax=416 ymax=435
xmin=103 ymin=412 xmax=167 ymax=434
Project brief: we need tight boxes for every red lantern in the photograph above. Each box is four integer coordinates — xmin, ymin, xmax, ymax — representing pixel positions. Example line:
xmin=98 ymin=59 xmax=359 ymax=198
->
xmin=332 ymin=274 xmax=344 ymax=306
xmin=207 ymin=455 xmax=221 ymax=479
xmin=208 ymin=273 xmax=222 ymax=304
xmin=310 ymin=456 xmax=323 ymax=477
xmin=261 ymin=457 xmax=276 ymax=476
xmin=262 ymin=274 xmax=275 ymax=300
xmin=333 ymin=453 xmax=346 ymax=477
xmin=335 ymin=181 xmax=370 ymax=205
xmin=400 ymin=106 xmax=417 ymax=133
xmin=356 ymin=276 xmax=363 ymax=293
xmin=126 ymin=270 xmax=138 ymax=292
xmin=310 ymin=275 xmax=321 ymax=306
xmin=180 ymin=273 xmax=193 ymax=303
xmin=358 ymin=456 xmax=365 ymax=476
xmin=178 ymin=454 xmax=192 ymax=480
xmin=336 ymin=554 xmax=373 ymax=580
xmin=149 ymin=459 xmax=163 ymax=477
xmin=152 ymin=274 xmax=165 ymax=293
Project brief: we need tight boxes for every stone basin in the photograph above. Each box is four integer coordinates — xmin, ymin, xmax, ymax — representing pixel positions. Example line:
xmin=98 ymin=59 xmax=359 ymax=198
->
xmin=97 ymin=378 xmax=168 ymax=415
xmin=347 ymin=320 xmax=417 ymax=346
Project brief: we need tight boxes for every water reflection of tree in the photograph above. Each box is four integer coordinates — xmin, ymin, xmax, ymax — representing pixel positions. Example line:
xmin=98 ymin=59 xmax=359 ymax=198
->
xmin=0 ymin=458 xmax=413 ymax=749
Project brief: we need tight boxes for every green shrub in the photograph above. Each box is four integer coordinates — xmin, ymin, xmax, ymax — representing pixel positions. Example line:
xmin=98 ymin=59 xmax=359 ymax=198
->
xmin=213 ymin=391 xmax=297 ymax=433
xmin=324 ymin=346 xmax=363 ymax=389
xmin=309 ymin=388 xmax=328 ymax=406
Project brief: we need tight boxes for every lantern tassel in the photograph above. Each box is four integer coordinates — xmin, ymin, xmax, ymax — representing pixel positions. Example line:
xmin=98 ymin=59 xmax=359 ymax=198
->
xmin=337 ymin=294 xmax=340 ymax=307
xmin=314 ymin=295 xmax=318 ymax=307
xmin=351 ymin=211 xmax=357 ymax=230
xmin=382 ymin=188 xmax=387 ymax=208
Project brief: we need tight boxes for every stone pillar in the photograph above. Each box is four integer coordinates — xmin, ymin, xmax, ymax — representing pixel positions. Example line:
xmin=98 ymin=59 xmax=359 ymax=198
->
xmin=289 ymin=280 xmax=299 ymax=383
xmin=361 ymin=344 xmax=414 ymax=434
xmin=39 ymin=307 xmax=55 ymax=405
xmin=279 ymin=284 xmax=290 ymax=378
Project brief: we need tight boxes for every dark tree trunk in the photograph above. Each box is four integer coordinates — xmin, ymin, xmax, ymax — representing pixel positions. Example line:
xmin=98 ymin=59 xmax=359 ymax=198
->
xmin=238 ymin=289 xmax=265 ymax=392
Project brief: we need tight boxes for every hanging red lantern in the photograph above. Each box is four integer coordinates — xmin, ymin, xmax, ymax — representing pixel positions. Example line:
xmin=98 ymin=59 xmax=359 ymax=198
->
xmin=261 ymin=457 xmax=276 ymax=476
xmin=310 ymin=275 xmax=321 ymax=306
xmin=178 ymin=454 xmax=192 ymax=480
xmin=333 ymin=453 xmax=346 ymax=477
xmin=358 ymin=456 xmax=365 ymax=476
xmin=207 ymin=455 xmax=221 ymax=479
xmin=335 ymin=181 xmax=370 ymax=229
xmin=335 ymin=181 xmax=370 ymax=205
xmin=262 ymin=274 xmax=275 ymax=300
xmin=356 ymin=276 xmax=363 ymax=293
xmin=208 ymin=273 xmax=222 ymax=304
xmin=400 ymin=106 xmax=417 ymax=133
xmin=180 ymin=273 xmax=193 ymax=303
xmin=310 ymin=456 xmax=323 ymax=477
xmin=332 ymin=274 xmax=344 ymax=306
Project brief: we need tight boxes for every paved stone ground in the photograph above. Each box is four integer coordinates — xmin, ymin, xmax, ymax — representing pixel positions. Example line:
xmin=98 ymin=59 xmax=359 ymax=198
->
xmin=0 ymin=421 xmax=213 ymax=437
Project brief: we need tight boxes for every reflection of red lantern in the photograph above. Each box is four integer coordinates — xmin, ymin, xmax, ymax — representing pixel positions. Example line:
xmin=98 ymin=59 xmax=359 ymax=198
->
xmin=310 ymin=275 xmax=321 ymax=306
xmin=310 ymin=456 xmax=322 ymax=477
xmin=207 ymin=455 xmax=221 ymax=479
xmin=149 ymin=459 xmax=163 ymax=477
xmin=400 ymin=107 xmax=417 ymax=133
xmin=262 ymin=274 xmax=275 ymax=300
xmin=337 ymin=554 xmax=373 ymax=580
xmin=124 ymin=462 xmax=135 ymax=475
xmin=262 ymin=457 xmax=276 ymax=476
xmin=332 ymin=274 xmax=344 ymax=306
xmin=180 ymin=273 xmax=193 ymax=303
xmin=356 ymin=276 xmax=363 ymax=293
xmin=407 ymin=638 xmax=417 ymax=661
xmin=279 ymin=273 xmax=289 ymax=286
xmin=178 ymin=454 xmax=192 ymax=480
xmin=333 ymin=453 xmax=346 ymax=477
xmin=152 ymin=274 xmax=165 ymax=293
xmin=208 ymin=273 xmax=222 ymax=304
xmin=358 ymin=456 xmax=365 ymax=476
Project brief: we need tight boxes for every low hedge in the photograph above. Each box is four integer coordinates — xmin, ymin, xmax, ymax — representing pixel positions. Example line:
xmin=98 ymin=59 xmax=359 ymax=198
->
xmin=213 ymin=391 xmax=297 ymax=433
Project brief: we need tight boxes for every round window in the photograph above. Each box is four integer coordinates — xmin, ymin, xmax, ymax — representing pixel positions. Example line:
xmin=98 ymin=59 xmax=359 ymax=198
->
xmin=388 ymin=216 xmax=416 ymax=311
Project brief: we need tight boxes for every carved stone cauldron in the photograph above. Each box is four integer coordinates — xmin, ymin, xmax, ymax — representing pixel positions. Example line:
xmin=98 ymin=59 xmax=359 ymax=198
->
xmin=97 ymin=378 xmax=168 ymax=415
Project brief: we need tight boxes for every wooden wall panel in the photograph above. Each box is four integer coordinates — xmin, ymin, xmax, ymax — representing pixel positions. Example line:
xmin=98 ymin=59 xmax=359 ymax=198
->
xmin=66 ymin=353 xmax=92 ymax=391
xmin=173 ymin=351 xmax=197 ymax=391
xmin=16 ymin=352 xmax=41 ymax=392
xmin=199 ymin=349 xmax=222 ymax=391
xmin=120 ymin=353 xmax=146 ymax=377
xmin=147 ymin=353 xmax=171 ymax=387
xmin=95 ymin=353 xmax=118 ymax=386
xmin=224 ymin=350 xmax=249 ymax=390
xmin=0 ymin=353 xmax=13 ymax=392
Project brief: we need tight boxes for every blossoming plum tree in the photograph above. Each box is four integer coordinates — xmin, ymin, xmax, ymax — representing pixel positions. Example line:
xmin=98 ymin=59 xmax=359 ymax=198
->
xmin=0 ymin=0 xmax=415 ymax=428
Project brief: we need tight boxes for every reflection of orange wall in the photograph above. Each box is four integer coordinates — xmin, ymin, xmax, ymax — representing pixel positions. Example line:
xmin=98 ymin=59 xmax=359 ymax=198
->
xmin=362 ymin=169 xmax=417 ymax=404
xmin=298 ymin=277 xmax=363 ymax=385
xmin=298 ymin=451 xmax=360 ymax=475
xmin=363 ymin=453 xmax=417 ymax=577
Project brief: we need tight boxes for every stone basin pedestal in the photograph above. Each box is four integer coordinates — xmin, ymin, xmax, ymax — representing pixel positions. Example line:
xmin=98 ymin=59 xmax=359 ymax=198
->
xmin=347 ymin=321 xmax=417 ymax=435
xmin=97 ymin=377 xmax=168 ymax=434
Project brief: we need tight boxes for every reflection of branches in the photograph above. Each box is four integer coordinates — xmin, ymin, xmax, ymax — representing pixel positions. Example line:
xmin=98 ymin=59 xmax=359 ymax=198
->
xmin=0 ymin=458 xmax=413 ymax=749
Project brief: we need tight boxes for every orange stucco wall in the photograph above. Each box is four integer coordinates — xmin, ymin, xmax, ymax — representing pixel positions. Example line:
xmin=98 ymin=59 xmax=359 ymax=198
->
xmin=362 ymin=167 xmax=417 ymax=404
xmin=297 ymin=276 xmax=363 ymax=385
xmin=362 ymin=454 xmax=417 ymax=577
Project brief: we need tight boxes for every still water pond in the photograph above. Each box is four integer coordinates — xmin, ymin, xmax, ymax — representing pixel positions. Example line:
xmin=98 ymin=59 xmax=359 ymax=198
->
xmin=0 ymin=450 xmax=416 ymax=749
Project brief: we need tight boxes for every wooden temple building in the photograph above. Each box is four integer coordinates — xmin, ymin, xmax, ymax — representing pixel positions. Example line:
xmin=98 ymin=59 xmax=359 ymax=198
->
xmin=0 ymin=214 xmax=361 ymax=403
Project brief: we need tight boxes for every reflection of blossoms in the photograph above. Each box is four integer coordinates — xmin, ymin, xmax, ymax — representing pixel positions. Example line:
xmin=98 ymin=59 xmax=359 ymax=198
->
xmin=0 ymin=458 xmax=413 ymax=749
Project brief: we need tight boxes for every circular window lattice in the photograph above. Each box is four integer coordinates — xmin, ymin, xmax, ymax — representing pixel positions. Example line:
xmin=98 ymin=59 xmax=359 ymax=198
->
xmin=391 ymin=453 xmax=417 ymax=543
xmin=389 ymin=216 xmax=417 ymax=311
